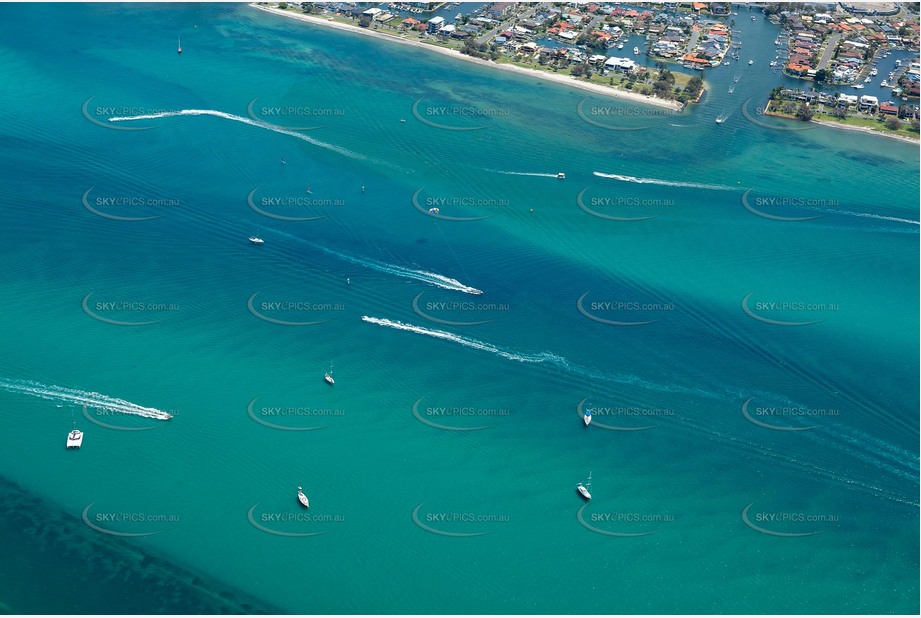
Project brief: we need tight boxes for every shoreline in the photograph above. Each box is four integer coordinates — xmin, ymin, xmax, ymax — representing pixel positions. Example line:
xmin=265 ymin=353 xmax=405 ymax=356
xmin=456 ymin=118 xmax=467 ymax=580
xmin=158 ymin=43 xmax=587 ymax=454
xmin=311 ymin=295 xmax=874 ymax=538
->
xmin=808 ymin=116 xmax=919 ymax=144
xmin=764 ymin=108 xmax=919 ymax=144
xmin=249 ymin=4 xmax=685 ymax=112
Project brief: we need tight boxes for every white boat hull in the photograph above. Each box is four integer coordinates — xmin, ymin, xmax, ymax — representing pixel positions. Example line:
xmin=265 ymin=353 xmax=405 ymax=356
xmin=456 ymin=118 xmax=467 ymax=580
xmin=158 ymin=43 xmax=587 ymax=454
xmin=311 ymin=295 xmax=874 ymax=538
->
xmin=66 ymin=430 xmax=84 ymax=449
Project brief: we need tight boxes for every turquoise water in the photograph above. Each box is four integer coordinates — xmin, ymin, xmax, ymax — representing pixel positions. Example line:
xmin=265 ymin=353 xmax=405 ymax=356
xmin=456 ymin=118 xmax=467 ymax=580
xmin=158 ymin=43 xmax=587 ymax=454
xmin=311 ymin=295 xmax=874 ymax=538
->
xmin=0 ymin=3 xmax=918 ymax=614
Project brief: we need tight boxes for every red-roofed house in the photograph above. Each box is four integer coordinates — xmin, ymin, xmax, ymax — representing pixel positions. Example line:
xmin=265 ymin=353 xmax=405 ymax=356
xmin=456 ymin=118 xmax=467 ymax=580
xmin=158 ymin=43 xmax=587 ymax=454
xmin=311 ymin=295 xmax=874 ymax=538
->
xmin=879 ymin=101 xmax=899 ymax=115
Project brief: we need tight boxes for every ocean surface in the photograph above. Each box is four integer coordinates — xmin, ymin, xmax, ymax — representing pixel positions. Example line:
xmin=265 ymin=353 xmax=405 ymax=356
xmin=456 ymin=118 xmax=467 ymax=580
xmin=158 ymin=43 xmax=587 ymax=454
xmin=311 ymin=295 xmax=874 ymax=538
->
xmin=0 ymin=3 xmax=918 ymax=614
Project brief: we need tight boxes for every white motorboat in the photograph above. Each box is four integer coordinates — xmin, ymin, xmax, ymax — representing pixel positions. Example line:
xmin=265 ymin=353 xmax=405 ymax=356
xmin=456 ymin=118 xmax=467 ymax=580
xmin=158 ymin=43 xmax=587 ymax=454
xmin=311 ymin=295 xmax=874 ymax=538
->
xmin=297 ymin=486 xmax=309 ymax=508
xmin=557 ymin=172 xmax=566 ymax=179
xmin=249 ymin=236 xmax=264 ymax=244
xmin=583 ymin=407 xmax=592 ymax=426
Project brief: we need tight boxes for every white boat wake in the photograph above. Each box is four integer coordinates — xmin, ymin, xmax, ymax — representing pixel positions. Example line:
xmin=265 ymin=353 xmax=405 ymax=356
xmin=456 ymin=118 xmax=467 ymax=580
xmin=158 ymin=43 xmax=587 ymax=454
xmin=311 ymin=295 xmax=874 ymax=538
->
xmin=362 ymin=316 xmax=564 ymax=363
xmin=593 ymin=172 xmax=738 ymax=191
xmin=491 ymin=170 xmax=561 ymax=178
xmin=109 ymin=108 xmax=406 ymax=170
xmin=281 ymin=235 xmax=483 ymax=295
xmin=0 ymin=378 xmax=173 ymax=420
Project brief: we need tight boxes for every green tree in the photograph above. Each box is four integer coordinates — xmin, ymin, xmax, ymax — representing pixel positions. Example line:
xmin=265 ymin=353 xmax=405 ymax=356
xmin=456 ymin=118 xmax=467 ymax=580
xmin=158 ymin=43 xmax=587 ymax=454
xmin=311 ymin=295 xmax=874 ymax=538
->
xmin=884 ymin=116 xmax=902 ymax=130
xmin=359 ymin=15 xmax=371 ymax=28
xmin=795 ymin=104 xmax=814 ymax=121
xmin=684 ymin=75 xmax=703 ymax=98
xmin=278 ymin=1 xmax=288 ymax=9
xmin=814 ymin=69 xmax=828 ymax=83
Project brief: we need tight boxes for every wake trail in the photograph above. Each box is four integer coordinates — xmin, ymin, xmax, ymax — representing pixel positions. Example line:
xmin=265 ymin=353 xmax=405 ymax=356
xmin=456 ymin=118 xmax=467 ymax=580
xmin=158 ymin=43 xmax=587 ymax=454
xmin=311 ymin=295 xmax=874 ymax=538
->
xmin=0 ymin=378 xmax=173 ymax=420
xmin=593 ymin=171 xmax=739 ymax=191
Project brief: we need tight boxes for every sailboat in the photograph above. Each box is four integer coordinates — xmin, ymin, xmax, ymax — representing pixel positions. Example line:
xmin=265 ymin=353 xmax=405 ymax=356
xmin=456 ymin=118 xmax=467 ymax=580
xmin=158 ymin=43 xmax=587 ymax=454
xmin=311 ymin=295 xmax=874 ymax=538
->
xmin=324 ymin=363 xmax=335 ymax=385
xmin=577 ymin=471 xmax=592 ymax=500
xmin=297 ymin=486 xmax=309 ymax=508
xmin=177 ymin=36 xmax=182 ymax=55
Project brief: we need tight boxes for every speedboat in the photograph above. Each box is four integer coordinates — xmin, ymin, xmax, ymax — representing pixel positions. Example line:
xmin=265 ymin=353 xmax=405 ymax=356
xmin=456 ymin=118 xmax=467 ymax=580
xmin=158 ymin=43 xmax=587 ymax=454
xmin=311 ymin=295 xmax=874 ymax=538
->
xmin=748 ymin=59 xmax=753 ymax=65
xmin=583 ymin=408 xmax=592 ymax=426
xmin=557 ymin=172 xmax=566 ymax=179
xmin=428 ymin=207 xmax=439 ymax=214
xmin=297 ymin=486 xmax=309 ymax=508
xmin=324 ymin=372 xmax=335 ymax=385
xmin=853 ymin=84 xmax=864 ymax=89
xmin=248 ymin=236 xmax=264 ymax=244
xmin=633 ymin=46 xmax=639 ymax=55
xmin=617 ymin=43 xmax=624 ymax=50
xmin=66 ymin=429 xmax=84 ymax=449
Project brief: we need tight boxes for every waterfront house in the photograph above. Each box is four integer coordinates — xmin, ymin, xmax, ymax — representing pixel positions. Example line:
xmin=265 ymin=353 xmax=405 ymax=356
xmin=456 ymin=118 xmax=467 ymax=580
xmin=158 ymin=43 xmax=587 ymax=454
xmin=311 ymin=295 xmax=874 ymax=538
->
xmin=879 ymin=101 xmax=899 ymax=115
xmin=427 ymin=15 xmax=444 ymax=32
xmin=859 ymin=94 xmax=879 ymax=110
xmin=603 ymin=56 xmax=636 ymax=72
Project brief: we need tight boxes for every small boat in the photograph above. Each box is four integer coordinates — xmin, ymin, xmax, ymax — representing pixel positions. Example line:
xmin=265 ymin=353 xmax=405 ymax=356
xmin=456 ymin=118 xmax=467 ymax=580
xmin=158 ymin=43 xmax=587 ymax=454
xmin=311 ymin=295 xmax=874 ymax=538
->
xmin=728 ymin=84 xmax=735 ymax=93
xmin=733 ymin=76 xmax=740 ymax=83
xmin=297 ymin=486 xmax=309 ymax=508
xmin=881 ymin=80 xmax=889 ymax=87
xmin=583 ymin=407 xmax=592 ymax=426
xmin=617 ymin=43 xmax=624 ymax=50
xmin=751 ymin=15 xmax=756 ymax=20
xmin=853 ymin=84 xmax=864 ymax=89
xmin=557 ymin=172 xmax=566 ymax=179
xmin=248 ymin=236 xmax=264 ymax=244
xmin=177 ymin=36 xmax=182 ymax=55
xmin=324 ymin=364 xmax=335 ymax=385
xmin=428 ymin=207 xmax=439 ymax=214
xmin=633 ymin=46 xmax=639 ymax=55
xmin=577 ymin=471 xmax=592 ymax=500
xmin=748 ymin=59 xmax=753 ymax=65
xmin=870 ymin=68 xmax=878 ymax=76
xmin=66 ymin=428 xmax=84 ymax=449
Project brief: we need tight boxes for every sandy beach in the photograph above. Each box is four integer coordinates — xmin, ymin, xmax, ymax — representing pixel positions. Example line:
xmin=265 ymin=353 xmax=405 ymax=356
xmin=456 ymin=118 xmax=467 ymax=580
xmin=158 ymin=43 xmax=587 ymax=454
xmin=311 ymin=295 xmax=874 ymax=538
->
xmin=809 ymin=116 xmax=919 ymax=143
xmin=250 ymin=4 xmax=685 ymax=112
